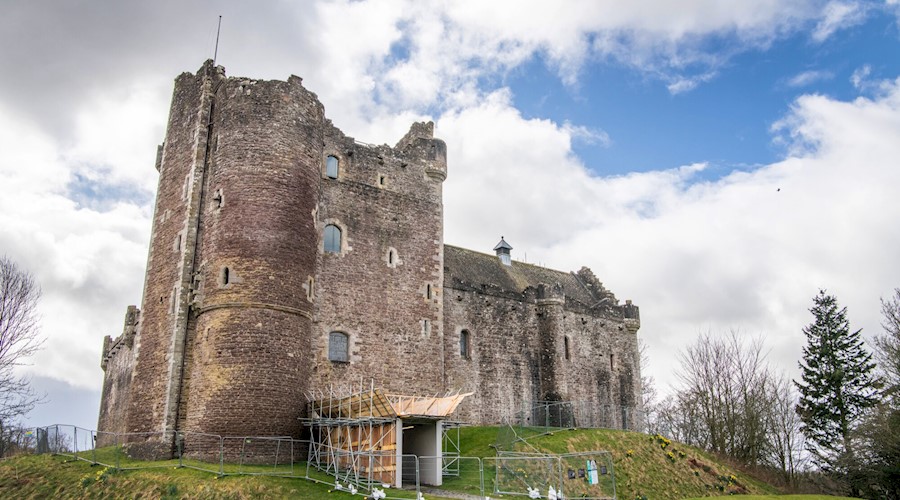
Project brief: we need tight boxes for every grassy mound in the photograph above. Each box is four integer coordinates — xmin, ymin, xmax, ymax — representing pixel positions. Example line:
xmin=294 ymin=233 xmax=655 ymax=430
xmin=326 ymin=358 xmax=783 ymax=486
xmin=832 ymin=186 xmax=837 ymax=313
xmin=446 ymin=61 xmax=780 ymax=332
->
xmin=0 ymin=427 xmax=861 ymax=499
xmin=435 ymin=426 xmax=781 ymax=499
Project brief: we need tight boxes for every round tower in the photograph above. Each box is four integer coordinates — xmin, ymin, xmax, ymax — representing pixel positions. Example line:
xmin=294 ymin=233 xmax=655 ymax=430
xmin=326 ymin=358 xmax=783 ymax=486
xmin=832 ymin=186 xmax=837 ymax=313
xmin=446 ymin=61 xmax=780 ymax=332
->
xmin=181 ymin=72 xmax=324 ymax=440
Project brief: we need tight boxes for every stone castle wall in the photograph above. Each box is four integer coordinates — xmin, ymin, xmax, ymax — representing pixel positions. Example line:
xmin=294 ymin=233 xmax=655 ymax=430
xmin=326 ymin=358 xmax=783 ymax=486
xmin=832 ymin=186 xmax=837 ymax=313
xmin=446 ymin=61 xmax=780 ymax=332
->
xmin=442 ymin=255 xmax=642 ymax=427
xmin=308 ymin=122 xmax=447 ymax=396
xmin=98 ymin=61 xmax=642 ymax=443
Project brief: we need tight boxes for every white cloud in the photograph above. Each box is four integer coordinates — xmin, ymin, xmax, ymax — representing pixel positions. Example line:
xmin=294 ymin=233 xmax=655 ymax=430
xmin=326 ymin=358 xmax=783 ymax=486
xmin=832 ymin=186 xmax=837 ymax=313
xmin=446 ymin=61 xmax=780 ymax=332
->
xmin=851 ymin=64 xmax=873 ymax=89
xmin=0 ymin=106 xmax=151 ymax=390
xmin=441 ymin=78 xmax=900 ymax=392
xmin=812 ymin=1 xmax=868 ymax=42
xmin=787 ymin=69 xmax=834 ymax=87
xmin=63 ymin=80 xmax=169 ymax=193
xmin=667 ymin=72 xmax=718 ymax=94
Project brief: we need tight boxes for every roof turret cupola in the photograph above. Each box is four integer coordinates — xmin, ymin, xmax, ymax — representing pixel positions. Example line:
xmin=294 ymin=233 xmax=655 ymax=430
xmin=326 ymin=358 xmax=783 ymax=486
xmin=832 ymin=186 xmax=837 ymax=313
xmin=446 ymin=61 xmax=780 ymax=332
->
xmin=493 ymin=236 xmax=513 ymax=266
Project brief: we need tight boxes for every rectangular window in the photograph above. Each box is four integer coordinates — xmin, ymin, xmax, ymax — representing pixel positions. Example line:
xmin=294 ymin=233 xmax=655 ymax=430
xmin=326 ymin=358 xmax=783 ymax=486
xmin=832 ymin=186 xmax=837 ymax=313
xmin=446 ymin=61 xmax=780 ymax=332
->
xmin=324 ymin=225 xmax=341 ymax=253
xmin=460 ymin=330 xmax=470 ymax=359
xmin=326 ymin=155 xmax=339 ymax=179
xmin=329 ymin=332 xmax=349 ymax=362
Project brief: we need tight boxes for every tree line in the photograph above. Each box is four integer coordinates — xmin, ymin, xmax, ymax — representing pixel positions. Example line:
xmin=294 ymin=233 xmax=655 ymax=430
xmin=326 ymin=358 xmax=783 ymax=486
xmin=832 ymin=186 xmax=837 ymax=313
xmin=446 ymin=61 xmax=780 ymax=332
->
xmin=645 ymin=289 xmax=900 ymax=498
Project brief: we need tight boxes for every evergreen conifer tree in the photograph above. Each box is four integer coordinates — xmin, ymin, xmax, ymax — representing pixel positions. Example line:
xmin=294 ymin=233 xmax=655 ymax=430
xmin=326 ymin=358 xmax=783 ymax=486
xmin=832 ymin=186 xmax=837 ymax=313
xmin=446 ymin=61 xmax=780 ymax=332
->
xmin=795 ymin=290 xmax=880 ymax=473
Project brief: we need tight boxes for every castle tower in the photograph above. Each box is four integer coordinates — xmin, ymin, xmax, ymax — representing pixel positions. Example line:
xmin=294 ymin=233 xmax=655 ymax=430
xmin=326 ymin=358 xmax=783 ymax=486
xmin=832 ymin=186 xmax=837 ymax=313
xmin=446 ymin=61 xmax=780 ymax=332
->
xmin=536 ymin=282 xmax=568 ymax=403
xmin=309 ymin=121 xmax=448 ymax=395
xmin=178 ymin=69 xmax=324 ymax=439
xmin=99 ymin=61 xmax=325 ymax=450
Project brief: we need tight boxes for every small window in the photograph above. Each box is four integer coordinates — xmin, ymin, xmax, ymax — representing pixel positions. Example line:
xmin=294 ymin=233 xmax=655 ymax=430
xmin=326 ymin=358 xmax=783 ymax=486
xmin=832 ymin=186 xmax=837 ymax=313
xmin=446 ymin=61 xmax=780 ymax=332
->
xmin=174 ymin=233 xmax=182 ymax=252
xmin=422 ymin=319 xmax=431 ymax=336
xmin=323 ymin=224 xmax=341 ymax=253
xmin=609 ymin=353 xmax=615 ymax=371
xmin=378 ymin=175 xmax=386 ymax=187
xmin=325 ymin=155 xmax=339 ymax=179
xmin=182 ymin=174 xmax=190 ymax=200
xmin=328 ymin=332 xmax=349 ymax=362
xmin=460 ymin=330 xmax=470 ymax=359
xmin=564 ymin=336 xmax=570 ymax=361
xmin=306 ymin=277 xmax=315 ymax=301
xmin=388 ymin=249 xmax=395 ymax=265
xmin=212 ymin=188 xmax=224 ymax=209
xmin=222 ymin=267 xmax=230 ymax=285
xmin=426 ymin=283 xmax=433 ymax=300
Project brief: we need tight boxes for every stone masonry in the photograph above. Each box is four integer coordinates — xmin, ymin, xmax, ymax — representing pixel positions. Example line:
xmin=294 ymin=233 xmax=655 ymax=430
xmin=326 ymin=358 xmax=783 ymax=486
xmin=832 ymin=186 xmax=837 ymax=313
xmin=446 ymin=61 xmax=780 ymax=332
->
xmin=98 ymin=61 xmax=642 ymax=451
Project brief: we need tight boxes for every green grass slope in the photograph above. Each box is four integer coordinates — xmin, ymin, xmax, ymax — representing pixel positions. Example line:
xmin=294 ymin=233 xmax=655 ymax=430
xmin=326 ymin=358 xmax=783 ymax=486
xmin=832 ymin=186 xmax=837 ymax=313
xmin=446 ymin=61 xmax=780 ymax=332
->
xmin=0 ymin=427 xmax=858 ymax=500
xmin=438 ymin=426 xmax=783 ymax=500
xmin=0 ymin=454 xmax=450 ymax=499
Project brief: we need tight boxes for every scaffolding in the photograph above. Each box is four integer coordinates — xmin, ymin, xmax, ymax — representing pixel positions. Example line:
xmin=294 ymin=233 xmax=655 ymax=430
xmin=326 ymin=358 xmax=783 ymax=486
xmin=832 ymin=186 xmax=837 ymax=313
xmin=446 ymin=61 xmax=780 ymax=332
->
xmin=300 ymin=381 xmax=470 ymax=490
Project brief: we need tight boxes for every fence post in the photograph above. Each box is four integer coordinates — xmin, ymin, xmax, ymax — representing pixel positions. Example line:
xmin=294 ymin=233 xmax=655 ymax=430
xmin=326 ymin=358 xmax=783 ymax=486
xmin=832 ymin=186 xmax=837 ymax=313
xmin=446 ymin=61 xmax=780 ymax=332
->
xmin=557 ymin=455 xmax=565 ymax=500
xmin=73 ymin=426 xmax=78 ymax=461
xmin=91 ymin=430 xmax=97 ymax=465
xmin=178 ymin=432 xmax=183 ymax=468
xmin=290 ymin=438 xmax=295 ymax=477
xmin=478 ymin=457 xmax=485 ymax=500
xmin=608 ymin=451 xmax=617 ymax=500
xmin=218 ymin=435 xmax=224 ymax=476
xmin=494 ymin=456 xmax=500 ymax=496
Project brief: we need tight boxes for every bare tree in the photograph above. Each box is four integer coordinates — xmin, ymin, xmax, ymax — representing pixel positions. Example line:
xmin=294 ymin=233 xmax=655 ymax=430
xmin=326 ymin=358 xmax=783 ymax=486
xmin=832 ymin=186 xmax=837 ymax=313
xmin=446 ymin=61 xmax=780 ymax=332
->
xmin=675 ymin=330 xmax=775 ymax=465
xmin=0 ymin=255 xmax=44 ymax=452
xmin=765 ymin=373 xmax=807 ymax=486
xmin=874 ymin=288 xmax=900 ymax=395
xmin=638 ymin=339 xmax=659 ymax=432
xmin=655 ymin=391 xmax=705 ymax=446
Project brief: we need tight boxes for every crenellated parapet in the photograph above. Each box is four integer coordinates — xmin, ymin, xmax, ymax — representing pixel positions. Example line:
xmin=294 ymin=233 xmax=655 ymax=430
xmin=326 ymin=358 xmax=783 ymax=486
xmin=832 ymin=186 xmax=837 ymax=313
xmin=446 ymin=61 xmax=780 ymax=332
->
xmin=100 ymin=305 xmax=140 ymax=370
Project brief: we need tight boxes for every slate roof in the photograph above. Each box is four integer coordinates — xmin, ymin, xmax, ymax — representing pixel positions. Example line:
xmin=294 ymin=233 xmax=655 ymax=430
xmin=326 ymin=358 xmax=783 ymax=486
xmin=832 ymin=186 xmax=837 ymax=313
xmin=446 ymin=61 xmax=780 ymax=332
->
xmin=443 ymin=244 xmax=599 ymax=306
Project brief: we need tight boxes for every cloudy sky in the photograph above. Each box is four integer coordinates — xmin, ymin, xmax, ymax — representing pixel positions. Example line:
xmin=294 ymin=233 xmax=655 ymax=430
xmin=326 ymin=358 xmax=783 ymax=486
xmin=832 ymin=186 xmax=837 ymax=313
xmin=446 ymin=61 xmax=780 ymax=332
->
xmin=2 ymin=0 xmax=899 ymax=431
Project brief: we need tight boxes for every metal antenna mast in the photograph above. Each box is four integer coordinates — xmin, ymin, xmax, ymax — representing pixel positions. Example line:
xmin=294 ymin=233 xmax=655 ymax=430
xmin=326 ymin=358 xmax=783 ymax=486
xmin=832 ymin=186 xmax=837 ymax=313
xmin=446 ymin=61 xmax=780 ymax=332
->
xmin=213 ymin=15 xmax=223 ymax=66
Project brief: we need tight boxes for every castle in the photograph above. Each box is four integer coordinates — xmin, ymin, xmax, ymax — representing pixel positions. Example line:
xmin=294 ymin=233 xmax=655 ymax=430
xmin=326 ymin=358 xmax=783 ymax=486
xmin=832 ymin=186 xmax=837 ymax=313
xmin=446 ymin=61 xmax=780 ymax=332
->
xmin=97 ymin=61 xmax=642 ymax=449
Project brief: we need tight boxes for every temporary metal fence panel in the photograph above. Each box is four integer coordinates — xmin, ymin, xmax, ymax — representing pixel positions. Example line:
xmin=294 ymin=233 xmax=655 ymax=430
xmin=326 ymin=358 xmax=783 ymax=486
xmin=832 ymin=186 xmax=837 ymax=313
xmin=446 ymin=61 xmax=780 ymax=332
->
xmin=416 ymin=454 xmax=485 ymax=499
xmin=389 ymin=454 xmax=420 ymax=500
xmin=558 ymin=451 xmax=616 ymax=500
xmin=176 ymin=431 xmax=225 ymax=475
xmin=486 ymin=451 xmax=617 ymax=500
xmin=488 ymin=454 xmax=559 ymax=498
xmin=221 ymin=436 xmax=296 ymax=476
xmin=36 ymin=425 xmax=176 ymax=471
xmin=513 ymin=401 xmax=645 ymax=431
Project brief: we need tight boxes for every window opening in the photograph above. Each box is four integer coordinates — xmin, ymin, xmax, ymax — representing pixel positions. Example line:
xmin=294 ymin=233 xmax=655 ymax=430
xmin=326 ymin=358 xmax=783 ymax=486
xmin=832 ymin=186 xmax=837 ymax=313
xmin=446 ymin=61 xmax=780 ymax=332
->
xmin=422 ymin=319 xmax=431 ymax=336
xmin=460 ymin=330 xmax=470 ymax=359
xmin=388 ymin=249 xmax=394 ymax=265
xmin=323 ymin=224 xmax=341 ymax=253
xmin=378 ymin=175 xmax=385 ymax=186
xmin=325 ymin=155 xmax=339 ymax=179
xmin=222 ymin=267 xmax=230 ymax=285
xmin=182 ymin=174 xmax=190 ymax=200
xmin=609 ymin=353 xmax=615 ymax=371
xmin=328 ymin=332 xmax=349 ymax=362
xmin=426 ymin=283 xmax=432 ymax=300
xmin=306 ymin=277 xmax=315 ymax=301
xmin=212 ymin=188 xmax=224 ymax=208
xmin=565 ymin=336 xmax=570 ymax=360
